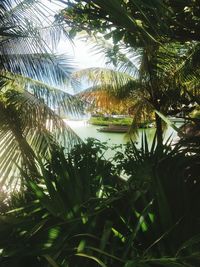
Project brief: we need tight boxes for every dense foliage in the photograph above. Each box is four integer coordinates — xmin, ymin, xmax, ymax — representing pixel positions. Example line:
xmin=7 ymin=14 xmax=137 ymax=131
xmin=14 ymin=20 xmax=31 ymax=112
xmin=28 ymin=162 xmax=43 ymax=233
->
xmin=0 ymin=137 xmax=200 ymax=266
xmin=59 ymin=0 xmax=200 ymax=45
xmin=0 ymin=1 xmax=200 ymax=266
xmin=60 ymin=0 xmax=200 ymax=146
xmin=88 ymin=116 xmax=133 ymax=126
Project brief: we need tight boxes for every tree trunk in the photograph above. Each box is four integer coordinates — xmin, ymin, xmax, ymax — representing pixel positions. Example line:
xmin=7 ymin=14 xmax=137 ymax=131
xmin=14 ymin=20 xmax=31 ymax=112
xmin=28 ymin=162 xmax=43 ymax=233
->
xmin=155 ymin=112 xmax=163 ymax=148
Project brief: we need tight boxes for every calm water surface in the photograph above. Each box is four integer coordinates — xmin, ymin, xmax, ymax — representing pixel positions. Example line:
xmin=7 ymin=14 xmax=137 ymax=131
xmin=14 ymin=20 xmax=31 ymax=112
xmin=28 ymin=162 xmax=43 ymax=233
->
xmin=65 ymin=120 xmax=181 ymax=158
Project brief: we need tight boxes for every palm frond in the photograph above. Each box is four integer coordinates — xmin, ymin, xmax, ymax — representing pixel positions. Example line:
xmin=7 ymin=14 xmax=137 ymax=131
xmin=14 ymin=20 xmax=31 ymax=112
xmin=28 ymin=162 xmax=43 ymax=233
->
xmin=0 ymin=89 xmax=81 ymax=190
xmin=78 ymin=88 xmax=133 ymax=115
xmin=0 ymin=0 xmax=69 ymax=53
xmin=0 ymin=0 xmax=84 ymax=192
xmin=73 ymin=67 xmax=138 ymax=98
xmin=1 ymin=0 xmax=59 ymax=27
xmin=2 ymin=70 xmax=83 ymax=118
xmin=0 ymin=53 xmax=75 ymax=88
xmin=176 ymin=43 xmax=200 ymax=103
xmin=77 ymin=34 xmax=140 ymax=76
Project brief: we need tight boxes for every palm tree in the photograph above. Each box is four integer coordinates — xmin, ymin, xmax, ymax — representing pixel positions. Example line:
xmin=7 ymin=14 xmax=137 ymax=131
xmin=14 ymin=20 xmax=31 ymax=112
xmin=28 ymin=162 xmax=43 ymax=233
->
xmin=0 ymin=0 xmax=82 ymax=191
xmin=60 ymin=1 xmax=200 ymax=146
xmin=73 ymin=39 xmax=193 ymax=144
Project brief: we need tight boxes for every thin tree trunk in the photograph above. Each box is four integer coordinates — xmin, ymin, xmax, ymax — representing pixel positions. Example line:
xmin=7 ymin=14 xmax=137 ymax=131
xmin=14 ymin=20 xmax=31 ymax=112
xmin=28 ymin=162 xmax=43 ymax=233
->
xmin=155 ymin=112 xmax=163 ymax=148
xmin=144 ymin=45 xmax=163 ymax=147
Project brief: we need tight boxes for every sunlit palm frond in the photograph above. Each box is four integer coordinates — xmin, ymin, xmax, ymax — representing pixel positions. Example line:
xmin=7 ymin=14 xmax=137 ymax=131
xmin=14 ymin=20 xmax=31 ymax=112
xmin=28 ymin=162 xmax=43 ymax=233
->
xmin=115 ymin=46 xmax=141 ymax=76
xmin=21 ymin=92 xmax=81 ymax=152
xmin=73 ymin=67 xmax=139 ymax=98
xmin=0 ymin=48 xmax=82 ymax=119
xmin=78 ymin=88 xmax=132 ymax=114
xmin=0 ymin=89 xmax=81 ymax=189
xmin=0 ymin=25 xmax=65 ymax=56
xmin=77 ymin=34 xmax=140 ymax=76
xmin=0 ymin=53 xmax=75 ymax=89
xmin=0 ymin=0 xmax=71 ymax=65
xmin=1 ymin=0 xmax=61 ymax=28
xmin=0 ymin=0 xmax=84 ymax=192
xmin=1 ymin=0 xmax=49 ymax=25
xmin=0 ymin=0 xmax=68 ymax=54
xmin=3 ymin=70 xmax=83 ymax=118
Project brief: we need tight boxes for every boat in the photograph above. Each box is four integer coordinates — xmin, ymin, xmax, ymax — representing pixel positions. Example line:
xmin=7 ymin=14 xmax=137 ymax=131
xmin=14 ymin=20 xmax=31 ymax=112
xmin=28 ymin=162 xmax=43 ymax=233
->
xmin=97 ymin=125 xmax=129 ymax=133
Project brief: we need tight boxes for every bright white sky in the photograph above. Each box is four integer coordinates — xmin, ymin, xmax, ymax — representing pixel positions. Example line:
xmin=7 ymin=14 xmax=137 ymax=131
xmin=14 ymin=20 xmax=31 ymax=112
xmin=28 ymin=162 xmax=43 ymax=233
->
xmin=41 ymin=0 xmax=106 ymax=69
xmin=57 ymin=37 xmax=106 ymax=69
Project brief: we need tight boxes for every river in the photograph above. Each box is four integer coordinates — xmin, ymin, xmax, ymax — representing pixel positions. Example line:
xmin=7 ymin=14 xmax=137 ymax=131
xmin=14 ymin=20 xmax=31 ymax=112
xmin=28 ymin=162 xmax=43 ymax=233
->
xmin=65 ymin=120 xmax=181 ymax=158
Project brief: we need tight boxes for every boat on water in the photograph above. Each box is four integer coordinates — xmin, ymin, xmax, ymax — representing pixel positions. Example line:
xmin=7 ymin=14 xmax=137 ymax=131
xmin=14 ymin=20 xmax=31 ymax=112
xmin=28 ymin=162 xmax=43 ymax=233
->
xmin=97 ymin=125 xmax=129 ymax=133
xmin=97 ymin=122 xmax=155 ymax=133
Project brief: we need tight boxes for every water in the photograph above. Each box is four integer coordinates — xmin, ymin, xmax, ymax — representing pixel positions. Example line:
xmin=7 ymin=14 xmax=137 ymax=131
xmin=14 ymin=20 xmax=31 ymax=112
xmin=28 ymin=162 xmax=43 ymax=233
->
xmin=66 ymin=120 xmax=154 ymax=144
xmin=64 ymin=120 xmax=182 ymax=158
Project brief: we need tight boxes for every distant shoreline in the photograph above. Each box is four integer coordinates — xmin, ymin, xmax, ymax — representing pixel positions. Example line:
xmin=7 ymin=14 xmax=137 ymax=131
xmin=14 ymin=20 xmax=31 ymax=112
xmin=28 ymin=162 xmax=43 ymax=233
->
xmin=88 ymin=116 xmax=154 ymax=129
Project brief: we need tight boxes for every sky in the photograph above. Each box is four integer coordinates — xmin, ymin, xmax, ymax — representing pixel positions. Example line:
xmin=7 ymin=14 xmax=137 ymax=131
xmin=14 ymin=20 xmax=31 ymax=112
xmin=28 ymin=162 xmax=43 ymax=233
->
xmin=38 ymin=0 xmax=112 ymax=93
xmin=57 ymin=37 xmax=106 ymax=70
xmin=40 ymin=0 xmax=106 ymax=70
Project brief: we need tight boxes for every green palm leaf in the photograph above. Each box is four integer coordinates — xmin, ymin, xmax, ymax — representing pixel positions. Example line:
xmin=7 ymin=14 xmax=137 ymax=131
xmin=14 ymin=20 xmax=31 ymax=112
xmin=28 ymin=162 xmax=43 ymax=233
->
xmin=73 ymin=67 xmax=138 ymax=98
xmin=0 ymin=88 xmax=81 ymax=189
xmin=0 ymin=1 xmax=83 ymax=191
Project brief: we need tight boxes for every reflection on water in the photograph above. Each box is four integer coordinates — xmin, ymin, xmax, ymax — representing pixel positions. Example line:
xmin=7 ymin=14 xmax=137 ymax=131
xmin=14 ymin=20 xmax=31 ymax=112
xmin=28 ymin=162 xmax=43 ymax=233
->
xmin=64 ymin=120 xmax=181 ymax=158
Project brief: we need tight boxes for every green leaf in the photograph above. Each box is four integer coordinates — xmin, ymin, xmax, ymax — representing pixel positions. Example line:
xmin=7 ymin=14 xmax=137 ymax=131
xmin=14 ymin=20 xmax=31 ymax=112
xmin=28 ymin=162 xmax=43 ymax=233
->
xmin=75 ymin=253 xmax=107 ymax=267
xmin=43 ymin=255 xmax=60 ymax=267
xmin=155 ymin=110 xmax=181 ymax=134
